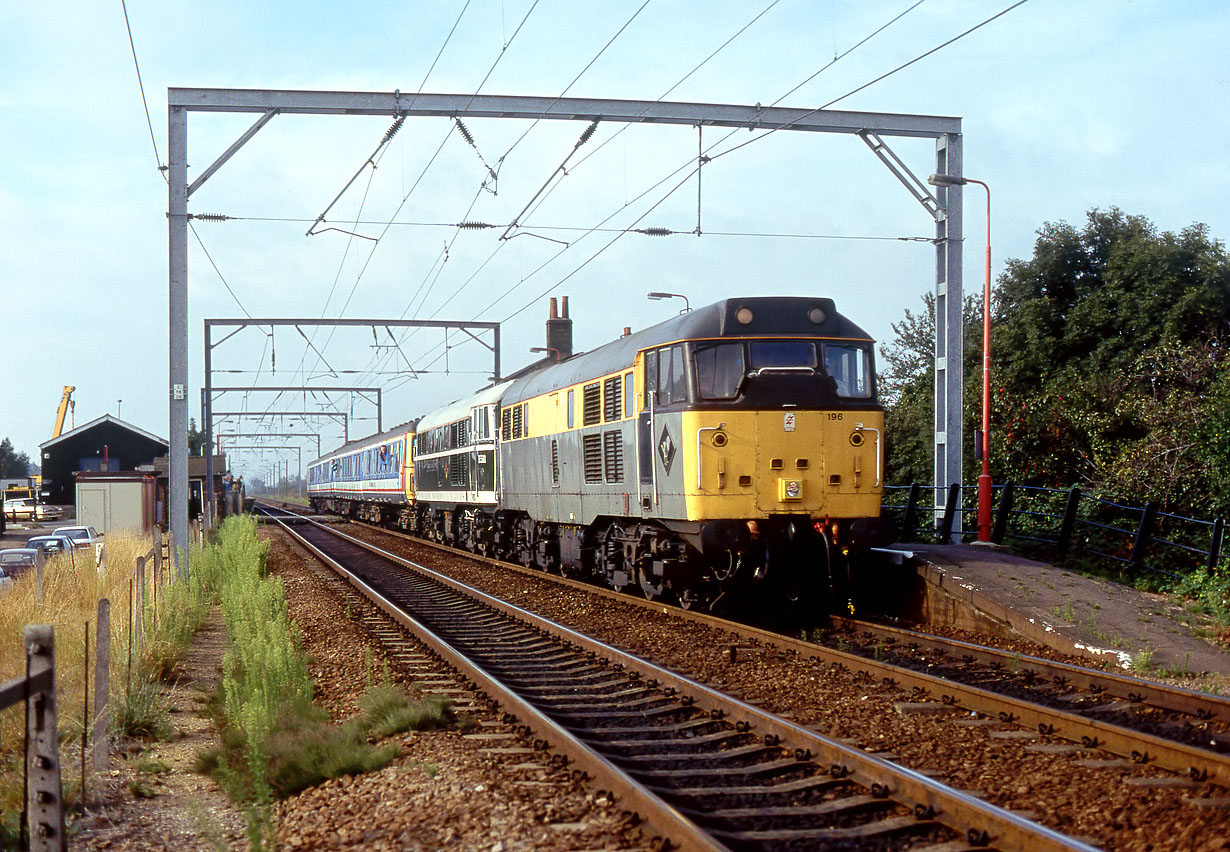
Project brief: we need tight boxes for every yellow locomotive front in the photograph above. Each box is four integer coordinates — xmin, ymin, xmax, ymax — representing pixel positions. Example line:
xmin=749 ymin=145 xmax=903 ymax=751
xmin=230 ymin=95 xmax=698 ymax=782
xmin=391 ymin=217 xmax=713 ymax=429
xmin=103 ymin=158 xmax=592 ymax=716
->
xmin=632 ymin=298 xmax=894 ymax=610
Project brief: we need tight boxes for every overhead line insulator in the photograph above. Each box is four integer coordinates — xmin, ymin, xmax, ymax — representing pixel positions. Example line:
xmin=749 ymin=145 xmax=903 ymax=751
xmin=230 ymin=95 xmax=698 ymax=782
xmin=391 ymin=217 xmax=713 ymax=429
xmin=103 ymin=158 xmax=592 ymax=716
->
xmin=193 ymin=213 xmax=231 ymax=222
xmin=458 ymin=221 xmax=496 ymax=230
xmin=576 ymin=119 xmax=600 ymax=148
xmin=637 ymin=227 xmax=674 ymax=237
xmin=454 ymin=118 xmax=477 ymax=148
xmin=382 ymin=115 xmax=406 ymax=144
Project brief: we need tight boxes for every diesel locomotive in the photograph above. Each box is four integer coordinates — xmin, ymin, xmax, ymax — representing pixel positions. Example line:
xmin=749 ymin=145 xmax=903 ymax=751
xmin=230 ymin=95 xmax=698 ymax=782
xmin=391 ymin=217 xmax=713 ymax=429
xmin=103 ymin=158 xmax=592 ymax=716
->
xmin=307 ymin=295 xmax=893 ymax=611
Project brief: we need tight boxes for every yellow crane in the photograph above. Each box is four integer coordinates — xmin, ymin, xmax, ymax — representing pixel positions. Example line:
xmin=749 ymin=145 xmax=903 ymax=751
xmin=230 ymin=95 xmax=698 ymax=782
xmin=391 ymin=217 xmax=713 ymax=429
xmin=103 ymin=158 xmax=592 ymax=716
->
xmin=52 ymin=386 xmax=75 ymax=438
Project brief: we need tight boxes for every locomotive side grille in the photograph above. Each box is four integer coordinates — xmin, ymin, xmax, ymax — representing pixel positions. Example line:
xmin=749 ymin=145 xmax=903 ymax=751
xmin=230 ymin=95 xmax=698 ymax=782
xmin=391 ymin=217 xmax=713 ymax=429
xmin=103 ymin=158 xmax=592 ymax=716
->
xmin=449 ymin=453 xmax=469 ymax=486
xmin=603 ymin=430 xmax=623 ymax=483
xmin=551 ymin=439 xmax=559 ymax=485
xmin=582 ymin=434 xmax=603 ymax=482
xmin=583 ymin=382 xmax=602 ymax=426
xmin=603 ymin=376 xmax=622 ymax=422
xmin=501 ymin=407 xmax=512 ymax=440
xmin=512 ymin=404 xmax=524 ymax=439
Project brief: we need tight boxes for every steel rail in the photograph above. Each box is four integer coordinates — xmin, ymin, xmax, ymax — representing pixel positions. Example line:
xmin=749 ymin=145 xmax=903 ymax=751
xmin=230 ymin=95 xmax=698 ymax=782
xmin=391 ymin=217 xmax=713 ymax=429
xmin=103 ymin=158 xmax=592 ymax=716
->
xmin=261 ymin=510 xmax=731 ymax=852
xmin=327 ymin=511 xmax=1230 ymax=768
xmin=826 ymin=615 xmax=1230 ymax=723
xmin=265 ymin=507 xmax=1099 ymax=852
xmin=330 ymin=512 xmax=1230 ymax=781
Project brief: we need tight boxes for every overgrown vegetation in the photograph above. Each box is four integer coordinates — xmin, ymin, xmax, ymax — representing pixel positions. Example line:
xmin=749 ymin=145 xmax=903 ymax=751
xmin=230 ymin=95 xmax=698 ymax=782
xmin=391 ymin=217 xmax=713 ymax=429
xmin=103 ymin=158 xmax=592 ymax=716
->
xmin=880 ymin=208 xmax=1230 ymax=621
xmin=0 ymin=532 xmax=182 ymax=845
xmin=195 ymin=515 xmax=459 ymax=849
xmin=2 ymin=514 xmax=461 ymax=848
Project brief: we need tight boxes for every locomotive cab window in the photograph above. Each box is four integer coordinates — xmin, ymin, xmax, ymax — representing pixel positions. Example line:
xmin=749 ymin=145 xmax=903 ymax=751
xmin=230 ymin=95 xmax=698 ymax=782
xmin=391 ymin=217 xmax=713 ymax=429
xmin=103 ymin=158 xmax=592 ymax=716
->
xmin=749 ymin=341 xmax=817 ymax=372
xmin=695 ymin=342 xmax=744 ymax=400
xmin=822 ymin=342 xmax=874 ymax=399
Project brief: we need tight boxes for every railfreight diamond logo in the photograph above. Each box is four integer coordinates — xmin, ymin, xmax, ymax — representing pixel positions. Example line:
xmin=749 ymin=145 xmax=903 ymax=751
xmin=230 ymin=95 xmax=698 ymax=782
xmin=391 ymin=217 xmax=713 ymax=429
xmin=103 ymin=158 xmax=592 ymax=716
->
xmin=658 ymin=425 xmax=676 ymax=474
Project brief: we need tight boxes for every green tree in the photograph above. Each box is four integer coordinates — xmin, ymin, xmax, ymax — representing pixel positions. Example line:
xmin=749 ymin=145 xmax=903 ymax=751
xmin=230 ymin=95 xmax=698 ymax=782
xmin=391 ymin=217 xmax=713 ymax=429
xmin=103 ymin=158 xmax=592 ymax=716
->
xmin=882 ymin=208 xmax=1230 ymax=518
xmin=879 ymin=292 xmax=981 ymax=487
xmin=0 ymin=438 xmax=31 ymax=478
xmin=188 ymin=418 xmax=205 ymax=455
xmin=990 ymin=209 xmax=1230 ymax=514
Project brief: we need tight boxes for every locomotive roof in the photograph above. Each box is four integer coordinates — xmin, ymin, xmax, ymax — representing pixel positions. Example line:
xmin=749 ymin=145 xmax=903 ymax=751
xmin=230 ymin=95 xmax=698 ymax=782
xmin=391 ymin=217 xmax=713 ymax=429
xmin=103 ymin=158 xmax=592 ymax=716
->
xmin=502 ymin=295 xmax=871 ymax=405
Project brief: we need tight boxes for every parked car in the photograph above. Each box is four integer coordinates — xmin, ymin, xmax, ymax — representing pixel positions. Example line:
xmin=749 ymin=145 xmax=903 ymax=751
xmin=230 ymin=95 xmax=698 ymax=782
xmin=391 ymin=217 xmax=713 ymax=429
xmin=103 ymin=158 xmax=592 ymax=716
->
xmin=3 ymin=498 xmax=36 ymax=520
xmin=2 ymin=498 xmax=63 ymax=521
xmin=53 ymin=525 xmax=104 ymax=550
xmin=26 ymin=535 xmax=78 ymax=561
xmin=35 ymin=503 xmax=63 ymax=521
xmin=0 ymin=547 xmax=38 ymax=577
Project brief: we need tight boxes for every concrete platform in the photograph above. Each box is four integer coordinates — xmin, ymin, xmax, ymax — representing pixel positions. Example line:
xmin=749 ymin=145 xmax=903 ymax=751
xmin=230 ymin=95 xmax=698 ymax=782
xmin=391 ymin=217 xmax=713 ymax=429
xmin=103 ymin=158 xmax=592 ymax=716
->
xmin=886 ymin=543 xmax=1230 ymax=678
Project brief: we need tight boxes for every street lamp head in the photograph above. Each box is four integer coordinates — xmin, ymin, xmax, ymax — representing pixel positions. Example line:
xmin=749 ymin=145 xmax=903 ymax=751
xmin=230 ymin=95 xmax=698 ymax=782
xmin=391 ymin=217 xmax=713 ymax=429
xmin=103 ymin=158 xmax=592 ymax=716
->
xmin=928 ymin=173 xmax=968 ymax=187
xmin=647 ymin=291 xmax=690 ymax=312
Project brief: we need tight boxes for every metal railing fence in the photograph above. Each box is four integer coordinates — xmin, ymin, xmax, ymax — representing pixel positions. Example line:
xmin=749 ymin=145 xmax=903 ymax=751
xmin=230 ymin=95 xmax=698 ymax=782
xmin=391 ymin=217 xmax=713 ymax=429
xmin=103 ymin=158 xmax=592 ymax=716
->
xmin=882 ymin=482 xmax=1226 ymax=580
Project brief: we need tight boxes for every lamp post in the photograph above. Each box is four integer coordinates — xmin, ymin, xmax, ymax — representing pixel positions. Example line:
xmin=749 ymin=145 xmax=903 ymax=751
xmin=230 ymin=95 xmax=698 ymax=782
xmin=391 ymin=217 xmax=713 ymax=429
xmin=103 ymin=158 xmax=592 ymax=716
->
xmin=647 ymin=291 xmax=690 ymax=313
xmin=929 ymin=172 xmax=993 ymax=543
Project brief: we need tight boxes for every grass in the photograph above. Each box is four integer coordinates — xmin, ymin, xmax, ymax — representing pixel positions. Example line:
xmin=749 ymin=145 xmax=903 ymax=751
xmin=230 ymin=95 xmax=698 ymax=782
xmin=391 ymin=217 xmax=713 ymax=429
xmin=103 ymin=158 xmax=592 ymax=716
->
xmin=192 ymin=515 xmax=463 ymax=849
xmin=2 ymin=515 xmax=466 ymax=849
xmin=0 ymin=531 xmax=186 ymax=845
xmin=1050 ymin=602 xmax=1076 ymax=622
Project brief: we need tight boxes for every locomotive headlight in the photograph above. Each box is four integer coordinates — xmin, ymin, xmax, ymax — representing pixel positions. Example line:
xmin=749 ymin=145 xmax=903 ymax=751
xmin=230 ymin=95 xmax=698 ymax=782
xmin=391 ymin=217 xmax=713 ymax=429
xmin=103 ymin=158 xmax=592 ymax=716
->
xmin=849 ymin=431 xmax=866 ymax=447
xmin=736 ymin=306 xmax=755 ymax=325
xmin=711 ymin=431 xmax=728 ymax=447
xmin=808 ymin=306 xmax=827 ymax=324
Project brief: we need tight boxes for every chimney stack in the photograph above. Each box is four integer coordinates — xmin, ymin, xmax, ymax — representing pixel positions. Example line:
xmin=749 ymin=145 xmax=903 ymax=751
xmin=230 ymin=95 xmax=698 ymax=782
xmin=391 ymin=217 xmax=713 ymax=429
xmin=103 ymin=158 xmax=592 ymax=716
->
xmin=546 ymin=296 xmax=573 ymax=361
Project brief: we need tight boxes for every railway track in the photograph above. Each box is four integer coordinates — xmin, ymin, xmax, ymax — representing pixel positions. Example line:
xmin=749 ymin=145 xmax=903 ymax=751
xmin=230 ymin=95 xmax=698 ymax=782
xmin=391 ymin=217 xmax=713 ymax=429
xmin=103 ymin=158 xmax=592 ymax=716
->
xmin=305 ymin=504 xmax=1230 ymax=790
xmin=258 ymin=504 xmax=1099 ymax=852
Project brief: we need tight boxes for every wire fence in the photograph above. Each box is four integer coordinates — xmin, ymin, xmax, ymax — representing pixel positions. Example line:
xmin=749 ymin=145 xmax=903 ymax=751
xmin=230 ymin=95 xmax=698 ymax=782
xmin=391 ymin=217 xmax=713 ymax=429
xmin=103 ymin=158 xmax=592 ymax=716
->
xmin=882 ymin=482 xmax=1226 ymax=581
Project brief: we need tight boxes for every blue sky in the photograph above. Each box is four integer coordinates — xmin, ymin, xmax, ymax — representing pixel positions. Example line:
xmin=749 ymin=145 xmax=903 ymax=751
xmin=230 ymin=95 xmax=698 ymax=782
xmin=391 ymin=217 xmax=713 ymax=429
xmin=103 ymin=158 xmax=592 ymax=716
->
xmin=2 ymin=1 xmax=1227 ymax=483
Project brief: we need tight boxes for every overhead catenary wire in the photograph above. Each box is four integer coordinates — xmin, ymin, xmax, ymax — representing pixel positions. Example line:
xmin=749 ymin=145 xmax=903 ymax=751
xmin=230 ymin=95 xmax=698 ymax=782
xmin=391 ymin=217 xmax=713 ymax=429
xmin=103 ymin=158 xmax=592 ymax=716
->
xmin=120 ymin=0 xmax=164 ymax=177
xmin=244 ymin=3 xmax=1023 ymax=450
xmin=710 ymin=0 xmax=1031 ymax=163
xmin=468 ymin=0 xmax=1026 ymax=335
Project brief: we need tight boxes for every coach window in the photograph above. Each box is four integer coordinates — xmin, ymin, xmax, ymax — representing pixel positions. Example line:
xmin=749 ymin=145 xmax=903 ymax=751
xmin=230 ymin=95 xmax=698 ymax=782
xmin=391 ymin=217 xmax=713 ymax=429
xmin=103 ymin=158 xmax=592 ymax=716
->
xmin=567 ymin=389 xmax=575 ymax=428
xmin=624 ymin=372 xmax=634 ymax=417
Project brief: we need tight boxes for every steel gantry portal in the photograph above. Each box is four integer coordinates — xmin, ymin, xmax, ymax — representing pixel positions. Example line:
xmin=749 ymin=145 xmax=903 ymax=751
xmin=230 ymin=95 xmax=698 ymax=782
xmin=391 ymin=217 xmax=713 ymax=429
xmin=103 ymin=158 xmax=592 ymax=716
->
xmin=168 ymin=87 xmax=967 ymax=570
xmin=203 ymin=317 xmax=501 ymax=525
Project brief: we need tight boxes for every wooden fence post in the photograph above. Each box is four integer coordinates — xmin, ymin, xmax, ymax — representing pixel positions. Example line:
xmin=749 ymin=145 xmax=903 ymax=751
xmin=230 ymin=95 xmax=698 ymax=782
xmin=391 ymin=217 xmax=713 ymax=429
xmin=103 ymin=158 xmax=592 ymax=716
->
xmin=93 ymin=599 xmax=112 ymax=770
xmin=25 ymin=625 xmax=67 ymax=852
xmin=135 ymin=556 xmax=146 ymax=650
xmin=34 ymin=548 xmax=44 ymax=606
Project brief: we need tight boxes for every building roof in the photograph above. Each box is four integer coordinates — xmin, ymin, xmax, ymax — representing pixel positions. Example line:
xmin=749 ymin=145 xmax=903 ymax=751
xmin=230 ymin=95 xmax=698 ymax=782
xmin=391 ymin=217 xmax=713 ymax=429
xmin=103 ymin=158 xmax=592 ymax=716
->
xmin=40 ymin=414 xmax=168 ymax=451
xmin=150 ymin=455 xmax=227 ymax=479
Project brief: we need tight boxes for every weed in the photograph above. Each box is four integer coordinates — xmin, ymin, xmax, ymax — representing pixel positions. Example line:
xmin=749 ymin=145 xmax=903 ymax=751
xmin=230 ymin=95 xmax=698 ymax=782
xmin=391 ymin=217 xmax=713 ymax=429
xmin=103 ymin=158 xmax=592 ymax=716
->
xmin=1050 ymin=602 xmax=1075 ymax=622
xmin=115 ymin=674 xmax=173 ymax=741
xmin=1130 ymin=648 xmax=1154 ymax=672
